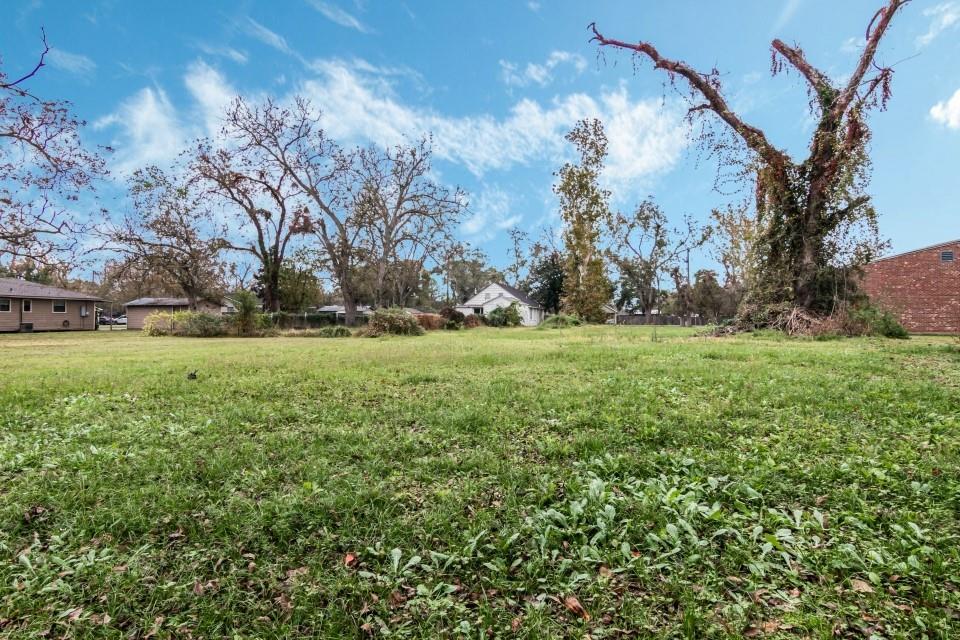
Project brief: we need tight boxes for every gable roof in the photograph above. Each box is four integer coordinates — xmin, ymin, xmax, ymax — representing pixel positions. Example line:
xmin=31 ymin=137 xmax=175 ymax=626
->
xmin=496 ymin=282 xmax=540 ymax=307
xmin=0 ymin=277 xmax=100 ymax=301
xmin=869 ymin=239 xmax=960 ymax=264
xmin=125 ymin=297 xmax=191 ymax=307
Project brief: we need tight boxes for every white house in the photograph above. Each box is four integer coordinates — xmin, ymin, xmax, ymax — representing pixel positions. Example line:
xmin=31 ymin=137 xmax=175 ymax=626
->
xmin=455 ymin=282 xmax=545 ymax=326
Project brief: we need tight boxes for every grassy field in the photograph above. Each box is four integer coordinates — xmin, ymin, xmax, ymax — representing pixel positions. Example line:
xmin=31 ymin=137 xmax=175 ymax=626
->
xmin=1 ymin=327 xmax=958 ymax=639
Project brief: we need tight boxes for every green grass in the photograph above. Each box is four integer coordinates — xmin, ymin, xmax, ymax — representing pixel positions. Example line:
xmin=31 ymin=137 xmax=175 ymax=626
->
xmin=1 ymin=327 xmax=958 ymax=638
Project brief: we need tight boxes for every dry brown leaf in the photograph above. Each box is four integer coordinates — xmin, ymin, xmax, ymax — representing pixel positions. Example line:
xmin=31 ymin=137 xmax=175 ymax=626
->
xmin=344 ymin=552 xmax=358 ymax=567
xmin=563 ymin=595 xmax=591 ymax=621
xmin=851 ymin=579 xmax=874 ymax=593
xmin=598 ymin=566 xmax=612 ymax=578
xmin=511 ymin=616 xmax=523 ymax=632
xmin=286 ymin=566 xmax=309 ymax=580
xmin=65 ymin=608 xmax=83 ymax=622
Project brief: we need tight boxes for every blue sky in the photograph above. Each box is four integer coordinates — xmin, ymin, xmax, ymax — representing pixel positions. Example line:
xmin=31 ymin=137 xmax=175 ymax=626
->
xmin=5 ymin=0 xmax=960 ymax=274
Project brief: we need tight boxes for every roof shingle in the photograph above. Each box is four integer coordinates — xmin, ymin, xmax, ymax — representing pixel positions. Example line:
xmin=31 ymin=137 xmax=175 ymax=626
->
xmin=0 ymin=278 xmax=100 ymax=301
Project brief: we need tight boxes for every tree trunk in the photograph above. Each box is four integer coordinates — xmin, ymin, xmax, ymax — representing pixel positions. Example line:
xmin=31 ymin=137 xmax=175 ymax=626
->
xmin=343 ymin=296 xmax=357 ymax=326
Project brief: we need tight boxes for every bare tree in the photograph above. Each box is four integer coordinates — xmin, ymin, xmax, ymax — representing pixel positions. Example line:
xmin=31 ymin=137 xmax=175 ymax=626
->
xmin=192 ymin=123 xmax=313 ymax=312
xmin=102 ymin=166 xmax=226 ymax=309
xmin=504 ymin=227 xmax=530 ymax=287
xmin=607 ymin=200 xmax=710 ymax=324
xmin=217 ymin=98 xmax=378 ymax=322
xmin=353 ymin=138 xmax=465 ymax=308
xmin=591 ymin=0 xmax=909 ymax=320
xmin=1 ymin=30 xmax=107 ymax=264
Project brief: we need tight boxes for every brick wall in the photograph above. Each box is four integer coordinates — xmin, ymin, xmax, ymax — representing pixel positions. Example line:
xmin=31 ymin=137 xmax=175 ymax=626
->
xmin=861 ymin=241 xmax=960 ymax=334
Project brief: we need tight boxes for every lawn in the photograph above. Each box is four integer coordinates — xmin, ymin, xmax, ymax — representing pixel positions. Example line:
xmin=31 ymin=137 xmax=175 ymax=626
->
xmin=1 ymin=327 xmax=959 ymax=639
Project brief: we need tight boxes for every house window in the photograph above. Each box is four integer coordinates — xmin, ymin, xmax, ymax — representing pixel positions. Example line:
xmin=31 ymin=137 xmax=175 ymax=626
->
xmin=52 ymin=300 xmax=66 ymax=313
xmin=0 ymin=298 xmax=9 ymax=312
xmin=22 ymin=299 xmax=32 ymax=313
xmin=941 ymin=250 xmax=955 ymax=263
xmin=474 ymin=308 xmax=483 ymax=314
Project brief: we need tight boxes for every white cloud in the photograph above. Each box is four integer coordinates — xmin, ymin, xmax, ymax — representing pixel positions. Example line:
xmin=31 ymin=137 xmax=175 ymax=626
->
xmin=499 ymin=50 xmax=587 ymax=88
xmin=197 ymin=44 xmax=248 ymax=65
xmin=95 ymin=62 xmax=238 ymax=174
xmin=527 ymin=1 xmax=541 ymax=11
xmin=244 ymin=18 xmax=294 ymax=55
xmin=299 ymin=61 xmax=687 ymax=186
xmin=931 ymin=88 xmax=960 ymax=129
xmin=917 ymin=2 xmax=960 ymax=47
xmin=184 ymin=60 xmax=237 ymax=135
xmin=462 ymin=186 xmax=521 ymax=239
xmin=840 ymin=36 xmax=865 ymax=54
xmin=94 ymin=87 xmax=184 ymax=173
xmin=46 ymin=48 xmax=96 ymax=77
xmin=306 ymin=0 xmax=372 ymax=33
xmin=771 ymin=0 xmax=802 ymax=34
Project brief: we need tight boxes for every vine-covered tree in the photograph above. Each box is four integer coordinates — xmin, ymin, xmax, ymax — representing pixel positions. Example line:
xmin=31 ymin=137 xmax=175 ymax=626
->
xmin=555 ymin=119 xmax=612 ymax=323
xmin=591 ymin=0 xmax=909 ymax=326
xmin=1 ymin=31 xmax=107 ymax=264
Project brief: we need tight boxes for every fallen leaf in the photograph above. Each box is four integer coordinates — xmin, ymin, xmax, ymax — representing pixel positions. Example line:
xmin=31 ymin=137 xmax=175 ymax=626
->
xmin=65 ymin=608 xmax=83 ymax=622
xmin=563 ymin=595 xmax=591 ymax=621
xmin=511 ymin=616 xmax=523 ymax=632
xmin=851 ymin=579 xmax=874 ymax=594
xmin=598 ymin=566 xmax=612 ymax=578
xmin=286 ymin=566 xmax=309 ymax=580
xmin=344 ymin=552 xmax=358 ymax=568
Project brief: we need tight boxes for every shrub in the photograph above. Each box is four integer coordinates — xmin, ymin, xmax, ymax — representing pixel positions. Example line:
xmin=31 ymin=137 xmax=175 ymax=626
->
xmin=282 ymin=326 xmax=352 ymax=338
xmin=538 ymin=314 xmax=582 ymax=329
xmin=230 ymin=291 xmax=261 ymax=336
xmin=439 ymin=307 xmax=465 ymax=330
xmin=486 ymin=302 xmax=522 ymax=328
xmin=416 ymin=313 xmax=444 ymax=331
xmin=846 ymin=304 xmax=909 ymax=339
xmin=463 ymin=314 xmax=482 ymax=329
xmin=362 ymin=308 xmax=425 ymax=337
xmin=143 ymin=311 xmax=227 ymax=337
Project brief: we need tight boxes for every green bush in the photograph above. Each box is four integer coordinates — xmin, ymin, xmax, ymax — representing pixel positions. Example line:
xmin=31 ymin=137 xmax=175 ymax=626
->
xmin=143 ymin=311 xmax=227 ymax=337
xmin=281 ymin=326 xmax=352 ymax=338
xmin=538 ymin=314 xmax=582 ymax=329
xmin=361 ymin=308 xmax=425 ymax=337
xmin=230 ymin=291 xmax=261 ymax=336
xmin=848 ymin=304 xmax=909 ymax=339
xmin=485 ymin=302 xmax=522 ymax=328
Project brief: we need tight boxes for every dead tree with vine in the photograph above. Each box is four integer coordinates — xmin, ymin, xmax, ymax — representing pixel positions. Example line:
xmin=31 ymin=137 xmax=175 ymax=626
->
xmin=591 ymin=0 xmax=909 ymax=329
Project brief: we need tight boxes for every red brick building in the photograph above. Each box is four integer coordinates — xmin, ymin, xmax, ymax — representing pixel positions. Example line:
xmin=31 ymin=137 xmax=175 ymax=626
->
xmin=861 ymin=240 xmax=959 ymax=334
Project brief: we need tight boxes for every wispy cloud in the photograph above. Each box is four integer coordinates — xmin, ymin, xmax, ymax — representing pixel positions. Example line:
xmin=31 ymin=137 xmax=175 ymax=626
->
xmin=244 ymin=18 xmax=294 ymax=55
xmin=305 ymin=0 xmax=372 ymax=33
xmin=184 ymin=61 xmax=238 ymax=136
xmin=462 ymin=186 xmax=521 ymax=239
xmin=527 ymin=1 xmax=541 ymax=11
xmin=94 ymin=87 xmax=184 ymax=174
xmin=771 ymin=0 xmax=802 ymax=34
xmin=197 ymin=43 xmax=249 ymax=65
xmin=917 ymin=2 xmax=960 ymax=47
xmin=299 ymin=61 xmax=688 ymax=186
xmin=499 ymin=51 xmax=587 ymax=88
xmin=840 ymin=36 xmax=865 ymax=55
xmin=47 ymin=48 xmax=96 ymax=77
xmin=931 ymin=88 xmax=960 ymax=129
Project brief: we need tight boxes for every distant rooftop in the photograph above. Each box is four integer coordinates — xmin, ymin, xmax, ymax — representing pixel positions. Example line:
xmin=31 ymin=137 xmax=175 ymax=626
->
xmin=0 ymin=277 xmax=100 ymax=301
